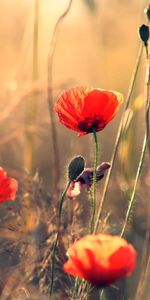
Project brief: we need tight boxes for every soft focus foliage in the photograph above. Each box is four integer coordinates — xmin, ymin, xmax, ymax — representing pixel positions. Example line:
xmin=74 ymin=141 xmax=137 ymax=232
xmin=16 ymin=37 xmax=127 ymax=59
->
xmin=0 ymin=1 xmax=149 ymax=299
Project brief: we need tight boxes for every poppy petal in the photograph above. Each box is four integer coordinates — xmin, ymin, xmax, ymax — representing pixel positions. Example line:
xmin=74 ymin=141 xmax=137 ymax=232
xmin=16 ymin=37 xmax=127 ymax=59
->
xmin=55 ymin=87 xmax=123 ymax=136
xmin=0 ymin=168 xmax=18 ymax=203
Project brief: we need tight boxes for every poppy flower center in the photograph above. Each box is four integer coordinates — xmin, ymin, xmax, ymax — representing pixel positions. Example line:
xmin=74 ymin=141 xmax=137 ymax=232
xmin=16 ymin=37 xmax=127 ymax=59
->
xmin=78 ymin=115 xmax=106 ymax=133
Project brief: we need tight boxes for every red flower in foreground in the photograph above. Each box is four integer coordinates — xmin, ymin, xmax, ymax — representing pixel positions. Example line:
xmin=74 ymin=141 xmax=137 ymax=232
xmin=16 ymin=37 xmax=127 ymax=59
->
xmin=0 ymin=168 xmax=18 ymax=203
xmin=63 ymin=234 xmax=136 ymax=287
xmin=55 ymin=87 xmax=123 ymax=136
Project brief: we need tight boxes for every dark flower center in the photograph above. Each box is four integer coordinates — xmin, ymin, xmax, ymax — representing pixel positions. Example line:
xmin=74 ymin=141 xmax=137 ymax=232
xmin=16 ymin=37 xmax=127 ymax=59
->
xmin=78 ymin=116 xmax=106 ymax=133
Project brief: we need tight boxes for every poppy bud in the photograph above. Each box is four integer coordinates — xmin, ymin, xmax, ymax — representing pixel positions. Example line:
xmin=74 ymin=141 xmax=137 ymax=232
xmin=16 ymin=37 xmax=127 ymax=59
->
xmin=68 ymin=156 xmax=85 ymax=181
xmin=139 ymin=24 xmax=149 ymax=46
xmin=145 ymin=5 xmax=150 ymax=21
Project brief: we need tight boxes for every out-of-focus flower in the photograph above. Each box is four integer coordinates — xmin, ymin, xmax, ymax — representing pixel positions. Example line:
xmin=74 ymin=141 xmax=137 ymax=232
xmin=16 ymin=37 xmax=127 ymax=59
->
xmin=55 ymin=87 xmax=123 ymax=136
xmin=0 ymin=167 xmax=18 ymax=203
xmin=67 ymin=162 xmax=110 ymax=199
xmin=63 ymin=234 xmax=137 ymax=287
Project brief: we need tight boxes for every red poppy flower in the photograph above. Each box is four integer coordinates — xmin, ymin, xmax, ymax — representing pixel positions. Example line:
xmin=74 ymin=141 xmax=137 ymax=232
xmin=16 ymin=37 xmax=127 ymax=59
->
xmin=55 ymin=87 xmax=123 ymax=136
xmin=0 ymin=167 xmax=18 ymax=203
xmin=63 ymin=234 xmax=136 ymax=287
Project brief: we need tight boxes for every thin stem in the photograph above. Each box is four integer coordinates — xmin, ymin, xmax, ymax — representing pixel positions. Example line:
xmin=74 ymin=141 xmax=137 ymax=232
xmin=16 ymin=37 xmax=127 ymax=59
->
xmin=90 ymin=130 xmax=99 ymax=233
xmin=73 ymin=132 xmax=99 ymax=300
xmin=47 ymin=0 xmax=73 ymax=197
xmin=49 ymin=180 xmax=71 ymax=298
xmin=145 ymin=45 xmax=150 ymax=157
xmin=99 ymin=289 xmax=107 ymax=300
xmin=58 ymin=180 xmax=71 ymax=222
xmin=25 ymin=0 xmax=39 ymax=173
xmin=120 ymin=133 xmax=147 ymax=237
xmin=33 ymin=0 xmax=39 ymax=81
xmin=94 ymin=44 xmax=143 ymax=232
xmin=121 ymin=43 xmax=150 ymax=237
xmin=134 ymin=43 xmax=150 ymax=300
xmin=134 ymin=203 xmax=150 ymax=300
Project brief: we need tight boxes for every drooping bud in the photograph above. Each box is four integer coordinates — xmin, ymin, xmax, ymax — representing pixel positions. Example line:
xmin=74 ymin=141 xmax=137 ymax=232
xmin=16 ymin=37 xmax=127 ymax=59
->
xmin=66 ymin=161 xmax=110 ymax=199
xmin=144 ymin=5 xmax=150 ymax=21
xmin=68 ymin=156 xmax=85 ymax=181
xmin=139 ymin=24 xmax=149 ymax=46
xmin=76 ymin=162 xmax=111 ymax=187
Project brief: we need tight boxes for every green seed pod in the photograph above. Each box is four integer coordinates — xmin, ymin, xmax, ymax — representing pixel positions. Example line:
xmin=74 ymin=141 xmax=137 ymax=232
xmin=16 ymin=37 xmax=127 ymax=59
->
xmin=68 ymin=156 xmax=85 ymax=181
xmin=139 ymin=24 xmax=149 ymax=46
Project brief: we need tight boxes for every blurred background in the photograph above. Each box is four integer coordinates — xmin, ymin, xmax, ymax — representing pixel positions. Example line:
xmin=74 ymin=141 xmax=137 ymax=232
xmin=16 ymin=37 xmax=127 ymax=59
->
xmin=0 ymin=0 xmax=149 ymax=299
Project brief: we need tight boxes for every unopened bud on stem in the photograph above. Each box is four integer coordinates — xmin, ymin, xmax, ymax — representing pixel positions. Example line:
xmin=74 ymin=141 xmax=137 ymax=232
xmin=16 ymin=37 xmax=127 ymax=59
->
xmin=68 ymin=156 xmax=85 ymax=181
xmin=139 ymin=24 xmax=149 ymax=46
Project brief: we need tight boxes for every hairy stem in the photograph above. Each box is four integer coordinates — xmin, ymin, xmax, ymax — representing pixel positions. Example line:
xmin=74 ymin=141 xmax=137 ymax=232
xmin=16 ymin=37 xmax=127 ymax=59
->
xmin=25 ymin=0 xmax=39 ymax=173
xmin=49 ymin=180 xmax=71 ymax=297
xmin=90 ymin=130 xmax=99 ymax=233
xmin=134 ymin=44 xmax=150 ymax=300
xmin=94 ymin=44 xmax=143 ymax=232
xmin=121 ymin=43 xmax=150 ymax=237
xmin=120 ymin=133 xmax=147 ymax=237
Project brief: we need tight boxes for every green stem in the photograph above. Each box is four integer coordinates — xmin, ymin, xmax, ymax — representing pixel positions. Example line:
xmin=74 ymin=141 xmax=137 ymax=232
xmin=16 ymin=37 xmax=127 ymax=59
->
xmin=145 ymin=45 xmax=150 ymax=158
xmin=134 ymin=42 xmax=150 ymax=300
xmin=121 ymin=44 xmax=150 ymax=237
xmin=99 ymin=289 xmax=107 ymax=300
xmin=33 ymin=0 xmax=39 ymax=81
xmin=120 ymin=133 xmax=147 ymax=237
xmin=25 ymin=0 xmax=39 ymax=174
xmin=47 ymin=0 xmax=73 ymax=198
xmin=94 ymin=44 xmax=143 ymax=232
xmin=58 ymin=180 xmax=71 ymax=223
xmin=90 ymin=130 xmax=99 ymax=233
xmin=49 ymin=180 xmax=71 ymax=298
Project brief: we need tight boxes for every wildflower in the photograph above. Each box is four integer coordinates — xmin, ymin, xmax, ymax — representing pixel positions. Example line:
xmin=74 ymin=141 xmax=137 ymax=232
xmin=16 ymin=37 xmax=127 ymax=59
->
xmin=0 ymin=167 xmax=18 ymax=203
xmin=63 ymin=234 xmax=136 ymax=287
xmin=67 ymin=162 xmax=110 ymax=199
xmin=55 ymin=87 xmax=123 ymax=136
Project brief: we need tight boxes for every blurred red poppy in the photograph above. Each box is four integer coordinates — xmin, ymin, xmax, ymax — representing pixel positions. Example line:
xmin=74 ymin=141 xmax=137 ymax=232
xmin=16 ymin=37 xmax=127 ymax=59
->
xmin=63 ymin=234 xmax=136 ymax=287
xmin=0 ymin=167 xmax=18 ymax=203
xmin=55 ymin=87 xmax=123 ymax=136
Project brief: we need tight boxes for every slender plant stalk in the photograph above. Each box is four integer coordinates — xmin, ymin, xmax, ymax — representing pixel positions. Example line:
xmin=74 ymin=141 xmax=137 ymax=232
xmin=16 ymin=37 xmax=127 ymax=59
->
xmin=49 ymin=180 xmax=71 ymax=298
xmin=121 ymin=43 xmax=150 ymax=237
xmin=120 ymin=133 xmax=147 ymax=237
xmin=94 ymin=44 xmax=143 ymax=232
xmin=99 ymin=289 xmax=107 ymax=300
xmin=47 ymin=0 xmax=73 ymax=198
xmin=90 ymin=130 xmax=99 ymax=233
xmin=25 ymin=0 xmax=39 ymax=173
xmin=145 ymin=49 xmax=150 ymax=156
xmin=33 ymin=0 xmax=39 ymax=81
xmin=135 ymin=204 xmax=150 ymax=300
xmin=72 ymin=131 xmax=99 ymax=299
xmin=134 ymin=45 xmax=150 ymax=300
